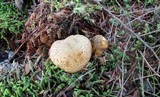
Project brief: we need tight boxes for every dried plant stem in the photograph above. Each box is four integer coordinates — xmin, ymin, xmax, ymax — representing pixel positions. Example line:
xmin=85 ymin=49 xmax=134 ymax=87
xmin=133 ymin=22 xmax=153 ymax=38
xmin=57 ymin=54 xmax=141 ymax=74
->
xmin=120 ymin=35 xmax=131 ymax=96
xmin=152 ymin=45 xmax=160 ymax=49
xmin=138 ymin=51 xmax=160 ymax=77
xmin=144 ymin=91 xmax=159 ymax=97
xmin=140 ymin=47 xmax=146 ymax=97
xmin=140 ymin=30 xmax=160 ymax=37
xmin=125 ymin=7 xmax=160 ymax=25
xmin=117 ymin=8 xmax=155 ymax=17
xmin=133 ymin=74 xmax=158 ymax=81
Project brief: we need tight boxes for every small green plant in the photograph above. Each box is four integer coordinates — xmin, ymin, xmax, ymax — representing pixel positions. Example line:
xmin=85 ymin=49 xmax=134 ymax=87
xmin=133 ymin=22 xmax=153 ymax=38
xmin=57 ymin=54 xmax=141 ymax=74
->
xmin=44 ymin=0 xmax=102 ymax=14
xmin=0 ymin=76 xmax=41 ymax=97
xmin=73 ymin=3 xmax=102 ymax=14
xmin=134 ymin=40 xmax=143 ymax=50
xmin=0 ymin=1 xmax=26 ymax=42
xmin=156 ymin=23 xmax=160 ymax=30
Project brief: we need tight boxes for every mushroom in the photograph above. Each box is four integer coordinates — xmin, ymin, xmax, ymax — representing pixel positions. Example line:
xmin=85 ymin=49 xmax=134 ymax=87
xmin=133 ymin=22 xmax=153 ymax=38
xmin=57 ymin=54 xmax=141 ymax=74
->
xmin=49 ymin=35 xmax=92 ymax=73
xmin=91 ymin=35 xmax=108 ymax=56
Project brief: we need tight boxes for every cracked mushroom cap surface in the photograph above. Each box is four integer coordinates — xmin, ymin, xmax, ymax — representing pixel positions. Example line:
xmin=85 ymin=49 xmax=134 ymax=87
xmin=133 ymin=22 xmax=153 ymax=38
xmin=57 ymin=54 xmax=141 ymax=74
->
xmin=49 ymin=35 xmax=92 ymax=73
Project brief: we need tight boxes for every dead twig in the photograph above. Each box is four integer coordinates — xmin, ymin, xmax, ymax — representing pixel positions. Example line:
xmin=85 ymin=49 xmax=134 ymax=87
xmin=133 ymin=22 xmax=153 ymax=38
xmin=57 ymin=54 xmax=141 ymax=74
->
xmin=125 ymin=7 xmax=159 ymax=25
xmin=140 ymin=30 xmax=160 ymax=37
xmin=144 ymin=91 xmax=159 ymax=97
xmin=139 ymin=47 xmax=146 ymax=97
xmin=138 ymin=50 xmax=160 ymax=77
xmin=133 ymin=74 xmax=158 ymax=81
xmin=116 ymin=8 xmax=155 ymax=17
xmin=120 ymin=35 xmax=131 ymax=96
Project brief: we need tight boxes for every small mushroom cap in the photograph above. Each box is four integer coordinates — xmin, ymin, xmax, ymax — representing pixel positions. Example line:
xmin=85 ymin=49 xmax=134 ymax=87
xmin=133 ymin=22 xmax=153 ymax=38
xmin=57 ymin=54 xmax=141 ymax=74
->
xmin=92 ymin=35 xmax=108 ymax=56
xmin=49 ymin=35 xmax=92 ymax=73
xmin=92 ymin=35 xmax=108 ymax=50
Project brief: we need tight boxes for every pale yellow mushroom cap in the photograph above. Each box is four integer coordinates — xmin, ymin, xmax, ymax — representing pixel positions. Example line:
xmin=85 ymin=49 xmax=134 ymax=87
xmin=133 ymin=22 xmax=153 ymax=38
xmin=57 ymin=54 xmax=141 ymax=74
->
xmin=49 ymin=35 xmax=92 ymax=73
xmin=92 ymin=35 xmax=108 ymax=56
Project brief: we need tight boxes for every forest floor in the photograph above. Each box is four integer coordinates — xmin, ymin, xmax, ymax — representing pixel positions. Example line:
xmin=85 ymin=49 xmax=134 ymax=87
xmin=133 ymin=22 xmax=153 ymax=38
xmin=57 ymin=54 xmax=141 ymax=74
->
xmin=0 ymin=0 xmax=160 ymax=97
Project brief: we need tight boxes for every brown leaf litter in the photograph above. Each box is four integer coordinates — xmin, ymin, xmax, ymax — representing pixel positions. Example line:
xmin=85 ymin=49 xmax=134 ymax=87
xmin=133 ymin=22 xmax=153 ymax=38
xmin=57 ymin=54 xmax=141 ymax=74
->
xmin=19 ymin=2 xmax=108 ymax=57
